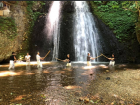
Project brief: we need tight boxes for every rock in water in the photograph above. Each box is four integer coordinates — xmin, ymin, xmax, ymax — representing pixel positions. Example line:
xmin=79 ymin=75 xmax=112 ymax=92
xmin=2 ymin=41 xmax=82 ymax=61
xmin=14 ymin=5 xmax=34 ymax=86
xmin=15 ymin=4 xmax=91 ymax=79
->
xmin=106 ymin=77 xmax=110 ymax=80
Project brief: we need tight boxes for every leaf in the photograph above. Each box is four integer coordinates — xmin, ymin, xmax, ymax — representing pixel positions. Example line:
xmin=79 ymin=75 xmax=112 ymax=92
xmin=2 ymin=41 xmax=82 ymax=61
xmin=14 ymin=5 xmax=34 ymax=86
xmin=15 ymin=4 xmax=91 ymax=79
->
xmin=90 ymin=100 xmax=94 ymax=103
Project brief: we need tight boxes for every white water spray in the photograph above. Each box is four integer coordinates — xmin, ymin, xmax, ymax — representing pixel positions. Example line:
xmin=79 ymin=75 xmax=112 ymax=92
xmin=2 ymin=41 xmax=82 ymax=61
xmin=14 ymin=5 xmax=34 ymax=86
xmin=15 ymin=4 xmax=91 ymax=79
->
xmin=44 ymin=1 xmax=61 ymax=60
xmin=73 ymin=1 xmax=100 ymax=62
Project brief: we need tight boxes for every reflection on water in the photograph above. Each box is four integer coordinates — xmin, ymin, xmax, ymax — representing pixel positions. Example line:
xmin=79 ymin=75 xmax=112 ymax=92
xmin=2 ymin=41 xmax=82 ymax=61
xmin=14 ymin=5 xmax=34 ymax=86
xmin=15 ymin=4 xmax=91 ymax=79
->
xmin=26 ymin=65 xmax=31 ymax=71
xmin=0 ymin=62 xmax=139 ymax=104
xmin=109 ymin=65 xmax=115 ymax=71
xmin=0 ymin=71 xmax=16 ymax=77
xmin=88 ymin=69 xmax=96 ymax=80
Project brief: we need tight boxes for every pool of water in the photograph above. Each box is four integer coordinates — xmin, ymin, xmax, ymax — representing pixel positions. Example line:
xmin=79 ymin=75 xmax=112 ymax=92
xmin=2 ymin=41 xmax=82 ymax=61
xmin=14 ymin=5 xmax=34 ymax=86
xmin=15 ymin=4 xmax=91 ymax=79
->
xmin=0 ymin=62 xmax=140 ymax=104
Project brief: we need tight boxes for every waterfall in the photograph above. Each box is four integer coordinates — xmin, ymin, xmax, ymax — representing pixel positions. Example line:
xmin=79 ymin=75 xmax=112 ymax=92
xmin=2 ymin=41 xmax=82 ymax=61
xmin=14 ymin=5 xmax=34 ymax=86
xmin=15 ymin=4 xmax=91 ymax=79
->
xmin=44 ymin=1 xmax=61 ymax=61
xmin=73 ymin=1 xmax=100 ymax=62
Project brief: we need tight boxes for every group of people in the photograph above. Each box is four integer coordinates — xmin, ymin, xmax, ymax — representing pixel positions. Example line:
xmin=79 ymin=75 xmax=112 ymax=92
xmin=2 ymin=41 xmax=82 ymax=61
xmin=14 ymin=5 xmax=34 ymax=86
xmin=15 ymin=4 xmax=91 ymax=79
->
xmin=8 ymin=52 xmax=45 ymax=69
xmin=8 ymin=51 xmax=115 ymax=70
xmin=87 ymin=52 xmax=115 ymax=66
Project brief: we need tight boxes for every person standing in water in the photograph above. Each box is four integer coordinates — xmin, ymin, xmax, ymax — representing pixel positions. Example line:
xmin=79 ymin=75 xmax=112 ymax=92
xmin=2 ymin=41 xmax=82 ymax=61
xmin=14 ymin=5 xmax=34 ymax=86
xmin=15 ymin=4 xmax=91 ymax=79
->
xmin=25 ymin=52 xmax=31 ymax=66
xmin=87 ymin=52 xmax=95 ymax=66
xmin=8 ymin=52 xmax=16 ymax=69
xmin=65 ymin=54 xmax=71 ymax=66
xmin=36 ymin=52 xmax=44 ymax=68
xmin=108 ymin=54 xmax=115 ymax=66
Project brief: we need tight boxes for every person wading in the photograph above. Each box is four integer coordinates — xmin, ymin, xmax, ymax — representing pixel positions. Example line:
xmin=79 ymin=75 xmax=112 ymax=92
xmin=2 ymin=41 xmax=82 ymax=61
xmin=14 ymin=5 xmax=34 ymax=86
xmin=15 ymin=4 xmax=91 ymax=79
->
xmin=65 ymin=54 xmax=71 ymax=66
xmin=8 ymin=52 xmax=16 ymax=69
xmin=25 ymin=53 xmax=31 ymax=66
xmin=108 ymin=54 xmax=115 ymax=66
xmin=36 ymin=52 xmax=44 ymax=68
xmin=87 ymin=52 xmax=95 ymax=66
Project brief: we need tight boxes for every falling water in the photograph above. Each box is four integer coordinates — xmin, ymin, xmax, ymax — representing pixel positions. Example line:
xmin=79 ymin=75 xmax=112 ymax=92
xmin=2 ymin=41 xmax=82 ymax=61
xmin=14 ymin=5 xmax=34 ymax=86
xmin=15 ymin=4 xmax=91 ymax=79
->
xmin=44 ymin=1 xmax=61 ymax=61
xmin=73 ymin=1 xmax=100 ymax=62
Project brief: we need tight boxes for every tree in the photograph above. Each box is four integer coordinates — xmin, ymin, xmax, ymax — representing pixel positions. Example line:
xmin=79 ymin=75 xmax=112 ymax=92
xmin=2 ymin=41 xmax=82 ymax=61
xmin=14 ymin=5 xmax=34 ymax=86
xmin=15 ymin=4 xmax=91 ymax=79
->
xmin=121 ymin=1 xmax=140 ymax=44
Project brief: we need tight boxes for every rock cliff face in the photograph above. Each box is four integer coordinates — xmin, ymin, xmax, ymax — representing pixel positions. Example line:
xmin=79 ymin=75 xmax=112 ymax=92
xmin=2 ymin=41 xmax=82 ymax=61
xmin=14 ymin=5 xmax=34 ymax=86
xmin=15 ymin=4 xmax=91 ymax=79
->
xmin=0 ymin=1 xmax=47 ymax=63
xmin=30 ymin=1 xmax=140 ymax=63
xmin=136 ymin=17 xmax=140 ymax=44
xmin=88 ymin=1 xmax=140 ymax=63
xmin=0 ymin=1 xmax=28 ymax=62
xmin=1 ymin=1 xmax=140 ymax=63
xmin=29 ymin=1 xmax=75 ymax=61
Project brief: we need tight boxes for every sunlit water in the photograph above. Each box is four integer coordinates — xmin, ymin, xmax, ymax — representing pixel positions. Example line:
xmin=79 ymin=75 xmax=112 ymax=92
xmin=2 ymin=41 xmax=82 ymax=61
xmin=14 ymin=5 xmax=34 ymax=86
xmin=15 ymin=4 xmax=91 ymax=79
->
xmin=73 ymin=1 xmax=101 ymax=62
xmin=44 ymin=1 xmax=62 ymax=61
xmin=0 ymin=62 xmax=140 ymax=104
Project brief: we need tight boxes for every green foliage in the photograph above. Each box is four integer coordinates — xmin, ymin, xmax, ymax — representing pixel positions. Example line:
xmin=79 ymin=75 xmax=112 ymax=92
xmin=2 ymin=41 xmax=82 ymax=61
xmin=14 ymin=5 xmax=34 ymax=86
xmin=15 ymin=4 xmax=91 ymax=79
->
xmin=90 ymin=1 xmax=138 ymax=43
xmin=0 ymin=17 xmax=17 ymax=39
xmin=41 ymin=1 xmax=46 ymax=6
xmin=16 ymin=52 xmax=25 ymax=60
xmin=93 ymin=1 xmax=102 ymax=5
xmin=26 ymin=1 xmax=44 ymax=48
xmin=26 ymin=1 xmax=43 ymax=35
xmin=26 ymin=1 xmax=42 ymax=33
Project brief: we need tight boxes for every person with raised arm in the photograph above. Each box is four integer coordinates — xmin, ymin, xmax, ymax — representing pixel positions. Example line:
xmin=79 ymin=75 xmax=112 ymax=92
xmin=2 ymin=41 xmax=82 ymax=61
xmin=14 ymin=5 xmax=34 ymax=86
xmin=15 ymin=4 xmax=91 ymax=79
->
xmin=87 ymin=52 xmax=95 ymax=66
xmin=36 ymin=52 xmax=44 ymax=68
